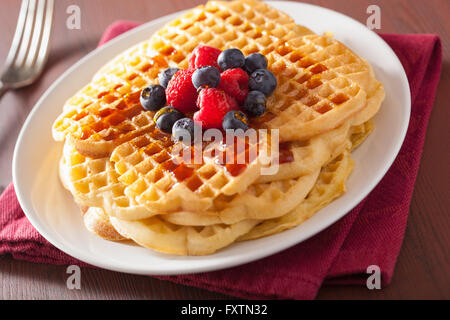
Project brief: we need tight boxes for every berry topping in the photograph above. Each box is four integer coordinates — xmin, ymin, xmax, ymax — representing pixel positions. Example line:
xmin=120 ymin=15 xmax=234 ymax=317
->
xmin=194 ymin=88 xmax=239 ymax=129
xmin=217 ymin=68 xmax=249 ymax=104
xmin=222 ymin=110 xmax=249 ymax=131
xmin=192 ymin=66 xmax=221 ymax=89
xmin=244 ymin=53 xmax=268 ymax=74
xmin=248 ymin=69 xmax=277 ymax=96
xmin=166 ymin=69 xmax=198 ymax=113
xmin=153 ymin=106 xmax=184 ymax=133
xmin=217 ymin=48 xmax=245 ymax=71
xmin=140 ymin=84 xmax=166 ymax=111
xmin=189 ymin=45 xmax=222 ymax=70
xmin=158 ymin=67 xmax=179 ymax=88
xmin=172 ymin=118 xmax=199 ymax=144
xmin=244 ymin=90 xmax=267 ymax=117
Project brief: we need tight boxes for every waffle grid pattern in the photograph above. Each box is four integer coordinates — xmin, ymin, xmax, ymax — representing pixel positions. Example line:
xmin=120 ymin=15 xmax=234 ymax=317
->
xmin=60 ymin=143 xmax=120 ymax=206
xmin=152 ymin=0 xmax=368 ymax=140
xmin=53 ymin=0 xmax=369 ymax=158
xmin=162 ymin=168 xmax=320 ymax=225
xmin=110 ymin=125 xmax=270 ymax=214
xmin=240 ymin=150 xmax=354 ymax=240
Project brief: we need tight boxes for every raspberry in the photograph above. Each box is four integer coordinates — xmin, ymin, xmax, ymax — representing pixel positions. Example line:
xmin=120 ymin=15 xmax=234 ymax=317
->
xmin=194 ymin=88 xmax=238 ymax=129
xmin=189 ymin=45 xmax=222 ymax=70
xmin=218 ymin=68 xmax=249 ymax=104
xmin=166 ymin=69 xmax=198 ymax=113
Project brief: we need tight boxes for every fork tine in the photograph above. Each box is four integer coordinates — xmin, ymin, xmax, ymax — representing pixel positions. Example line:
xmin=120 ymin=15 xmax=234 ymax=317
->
xmin=24 ymin=0 xmax=46 ymax=69
xmin=34 ymin=0 xmax=53 ymax=71
xmin=4 ymin=0 xmax=30 ymax=68
xmin=14 ymin=0 xmax=38 ymax=68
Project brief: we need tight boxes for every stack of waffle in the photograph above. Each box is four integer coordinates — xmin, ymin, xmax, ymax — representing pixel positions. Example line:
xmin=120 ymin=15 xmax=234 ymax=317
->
xmin=53 ymin=0 xmax=384 ymax=255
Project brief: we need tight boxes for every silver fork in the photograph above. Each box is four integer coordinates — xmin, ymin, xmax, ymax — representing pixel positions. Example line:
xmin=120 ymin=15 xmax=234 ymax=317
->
xmin=0 ymin=0 xmax=54 ymax=99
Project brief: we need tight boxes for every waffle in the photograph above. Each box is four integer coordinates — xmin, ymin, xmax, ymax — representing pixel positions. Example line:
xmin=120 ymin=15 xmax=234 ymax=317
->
xmin=52 ymin=0 xmax=375 ymax=160
xmin=109 ymin=214 xmax=259 ymax=256
xmin=108 ymin=123 xmax=274 ymax=215
xmin=59 ymin=142 xmax=119 ymax=207
xmin=161 ymin=117 xmax=374 ymax=227
xmin=59 ymin=142 xmax=151 ymax=219
xmin=60 ymin=117 xmax=373 ymax=230
xmin=52 ymin=43 xmax=163 ymax=158
xmin=62 ymin=161 xmax=259 ymax=255
xmin=108 ymin=149 xmax=353 ymax=255
xmin=106 ymin=114 xmax=376 ymax=222
xmin=60 ymin=137 xmax=319 ymax=223
xmin=65 ymin=147 xmax=353 ymax=255
xmin=256 ymin=120 xmax=351 ymax=183
xmin=240 ymin=150 xmax=354 ymax=240
xmin=255 ymin=76 xmax=382 ymax=184
xmin=108 ymin=102 xmax=375 ymax=217
xmin=239 ymin=120 xmax=374 ymax=240
xmin=161 ymin=169 xmax=319 ymax=225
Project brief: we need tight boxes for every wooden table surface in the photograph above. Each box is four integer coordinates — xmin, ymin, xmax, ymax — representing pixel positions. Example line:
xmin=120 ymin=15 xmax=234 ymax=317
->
xmin=0 ymin=0 xmax=449 ymax=300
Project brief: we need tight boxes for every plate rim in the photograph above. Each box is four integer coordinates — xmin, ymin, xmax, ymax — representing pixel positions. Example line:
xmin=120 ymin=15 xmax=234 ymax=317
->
xmin=12 ymin=1 xmax=411 ymax=275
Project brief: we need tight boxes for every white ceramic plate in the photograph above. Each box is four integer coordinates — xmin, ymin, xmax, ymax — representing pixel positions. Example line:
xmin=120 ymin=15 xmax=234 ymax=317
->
xmin=13 ymin=1 xmax=410 ymax=275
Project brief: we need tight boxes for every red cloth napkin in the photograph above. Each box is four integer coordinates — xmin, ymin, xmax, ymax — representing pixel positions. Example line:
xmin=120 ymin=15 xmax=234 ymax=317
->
xmin=0 ymin=21 xmax=442 ymax=299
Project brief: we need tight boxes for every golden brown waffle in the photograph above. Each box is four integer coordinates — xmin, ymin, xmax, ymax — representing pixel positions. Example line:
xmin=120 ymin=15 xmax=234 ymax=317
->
xmin=152 ymin=0 xmax=370 ymax=141
xmin=109 ymin=214 xmax=259 ymax=255
xmin=64 ymin=147 xmax=353 ymax=255
xmin=161 ymin=118 xmax=374 ymax=227
xmin=240 ymin=150 xmax=354 ymax=240
xmin=250 ymin=82 xmax=380 ymax=184
xmin=52 ymin=0 xmax=374 ymax=159
xmin=60 ymin=131 xmax=322 ymax=225
xmin=54 ymin=93 xmax=155 ymax=158
xmin=52 ymin=37 xmax=169 ymax=158
xmin=239 ymin=121 xmax=374 ymax=240
xmin=60 ymin=117 xmax=373 ymax=230
xmin=59 ymin=142 xmax=150 ymax=218
xmin=261 ymin=35 xmax=369 ymax=140
xmin=108 ymin=150 xmax=353 ymax=255
xmin=108 ymin=124 xmax=273 ymax=214
xmin=252 ymin=75 xmax=382 ymax=184
xmin=161 ymin=169 xmax=319 ymax=225
xmin=256 ymin=121 xmax=351 ymax=183
xmin=60 ymin=136 xmax=319 ymax=223
xmin=59 ymin=142 xmax=119 ymax=207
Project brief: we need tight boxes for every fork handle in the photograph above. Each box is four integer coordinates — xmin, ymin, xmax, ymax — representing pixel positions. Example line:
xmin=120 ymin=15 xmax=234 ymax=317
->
xmin=0 ymin=81 xmax=8 ymax=99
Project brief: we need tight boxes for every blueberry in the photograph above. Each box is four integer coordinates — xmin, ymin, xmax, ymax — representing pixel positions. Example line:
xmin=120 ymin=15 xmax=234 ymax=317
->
xmin=153 ymin=106 xmax=184 ymax=133
xmin=244 ymin=53 xmax=268 ymax=74
xmin=248 ymin=69 xmax=277 ymax=96
xmin=192 ymin=66 xmax=221 ymax=89
xmin=158 ymin=67 xmax=179 ymax=88
xmin=172 ymin=118 xmax=199 ymax=144
xmin=222 ymin=111 xmax=249 ymax=131
xmin=244 ymin=91 xmax=266 ymax=117
xmin=217 ymin=48 xmax=245 ymax=71
xmin=140 ymin=84 xmax=166 ymax=111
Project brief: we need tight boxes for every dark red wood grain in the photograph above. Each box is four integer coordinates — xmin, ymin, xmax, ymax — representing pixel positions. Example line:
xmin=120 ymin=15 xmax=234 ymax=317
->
xmin=0 ymin=0 xmax=448 ymax=299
